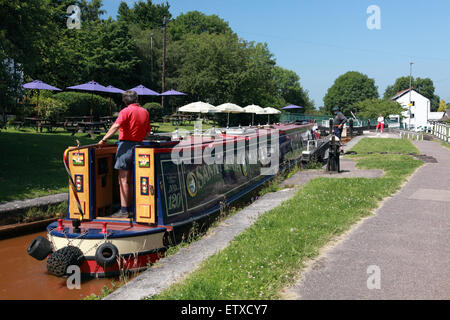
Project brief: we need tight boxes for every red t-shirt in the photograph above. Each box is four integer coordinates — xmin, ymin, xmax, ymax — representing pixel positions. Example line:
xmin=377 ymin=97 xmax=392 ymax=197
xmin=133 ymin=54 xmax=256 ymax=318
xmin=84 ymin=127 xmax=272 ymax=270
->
xmin=115 ymin=104 xmax=151 ymax=141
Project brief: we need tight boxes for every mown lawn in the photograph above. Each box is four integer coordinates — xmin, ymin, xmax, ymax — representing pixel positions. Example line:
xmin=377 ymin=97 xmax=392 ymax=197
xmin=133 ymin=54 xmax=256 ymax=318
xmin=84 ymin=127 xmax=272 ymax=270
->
xmin=0 ymin=122 xmax=212 ymax=203
xmin=150 ymin=138 xmax=422 ymax=300
xmin=350 ymin=137 xmax=420 ymax=154
xmin=441 ymin=141 xmax=450 ymax=150
xmin=0 ymin=129 xmax=100 ymax=202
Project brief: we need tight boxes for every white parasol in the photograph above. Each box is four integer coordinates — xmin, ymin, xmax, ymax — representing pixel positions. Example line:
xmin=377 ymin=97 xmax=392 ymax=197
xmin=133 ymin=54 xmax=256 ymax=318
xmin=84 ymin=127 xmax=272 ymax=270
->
xmin=243 ymin=104 xmax=265 ymax=126
xmin=216 ymin=103 xmax=244 ymax=128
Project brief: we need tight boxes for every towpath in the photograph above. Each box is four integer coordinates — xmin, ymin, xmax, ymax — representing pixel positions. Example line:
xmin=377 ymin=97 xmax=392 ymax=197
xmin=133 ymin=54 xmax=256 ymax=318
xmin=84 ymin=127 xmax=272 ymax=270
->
xmin=282 ymin=137 xmax=450 ymax=299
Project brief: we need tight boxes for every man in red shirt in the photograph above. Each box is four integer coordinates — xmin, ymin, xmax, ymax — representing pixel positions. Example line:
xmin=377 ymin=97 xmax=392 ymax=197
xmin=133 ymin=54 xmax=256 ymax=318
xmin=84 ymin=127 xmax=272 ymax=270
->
xmin=99 ymin=90 xmax=151 ymax=217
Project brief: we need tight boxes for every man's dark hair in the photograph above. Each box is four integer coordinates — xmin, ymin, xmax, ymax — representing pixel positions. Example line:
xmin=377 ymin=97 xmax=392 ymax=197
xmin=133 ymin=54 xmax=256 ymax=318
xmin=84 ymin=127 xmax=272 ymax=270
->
xmin=122 ymin=90 xmax=138 ymax=105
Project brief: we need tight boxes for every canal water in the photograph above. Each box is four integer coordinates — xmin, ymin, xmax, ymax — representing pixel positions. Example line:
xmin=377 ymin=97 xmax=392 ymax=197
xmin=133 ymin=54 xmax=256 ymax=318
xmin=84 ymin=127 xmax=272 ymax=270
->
xmin=0 ymin=231 xmax=118 ymax=300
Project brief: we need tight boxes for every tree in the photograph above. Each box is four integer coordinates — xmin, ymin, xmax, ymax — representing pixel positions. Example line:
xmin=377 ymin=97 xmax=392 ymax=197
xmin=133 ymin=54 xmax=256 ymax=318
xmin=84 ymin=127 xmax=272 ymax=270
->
xmin=438 ymin=99 xmax=447 ymax=112
xmin=352 ymin=98 xmax=404 ymax=119
xmin=272 ymin=66 xmax=314 ymax=112
xmin=117 ymin=0 xmax=171 ymax=29
xmin=78 ymin=0 xmax=106 ymax=22
xmin=168 ymin=11 xmax=234 ymax=41
xmin=35 ymin=18 xmax=142 ymax=91
xmin=383 ymin=76 xmax=440 ymax=111
xmin=0 ymin=0 xmax=56 ymax=75
xmin=323 ymin=71 xmax=378 ymax=115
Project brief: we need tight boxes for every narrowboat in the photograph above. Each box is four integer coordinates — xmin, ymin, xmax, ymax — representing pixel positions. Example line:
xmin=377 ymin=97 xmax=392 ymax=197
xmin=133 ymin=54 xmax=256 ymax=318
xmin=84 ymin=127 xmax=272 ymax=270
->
xmin=27 ymin=123 xmax=328 ymax=277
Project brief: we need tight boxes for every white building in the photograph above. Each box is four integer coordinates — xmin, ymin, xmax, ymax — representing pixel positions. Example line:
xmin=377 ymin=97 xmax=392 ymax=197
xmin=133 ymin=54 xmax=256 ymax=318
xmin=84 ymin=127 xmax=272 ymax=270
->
xmin=390 ymin=87 xmax=442 ymax=129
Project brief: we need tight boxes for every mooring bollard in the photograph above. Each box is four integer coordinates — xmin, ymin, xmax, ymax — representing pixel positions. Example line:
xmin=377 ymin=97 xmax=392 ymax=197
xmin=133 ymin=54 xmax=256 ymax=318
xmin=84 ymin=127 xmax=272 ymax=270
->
xmin=327 ymin=134 xmax=340 ymax=173
xmin=349 ymin=118 xmax=354 ymax=138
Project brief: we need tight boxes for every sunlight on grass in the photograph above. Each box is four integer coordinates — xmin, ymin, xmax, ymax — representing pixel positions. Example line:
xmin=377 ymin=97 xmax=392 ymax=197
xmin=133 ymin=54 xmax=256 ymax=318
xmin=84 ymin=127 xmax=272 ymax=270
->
xmin=350 ymin=138 xmax=420 ymax=154
xmin=149 ymin=139 xmax=423 ymax=300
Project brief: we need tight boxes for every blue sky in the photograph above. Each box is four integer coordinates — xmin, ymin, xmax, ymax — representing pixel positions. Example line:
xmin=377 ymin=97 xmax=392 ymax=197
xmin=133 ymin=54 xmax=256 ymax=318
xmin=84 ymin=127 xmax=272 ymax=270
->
xmin=100 ymin=0 xmax=450 ymax=107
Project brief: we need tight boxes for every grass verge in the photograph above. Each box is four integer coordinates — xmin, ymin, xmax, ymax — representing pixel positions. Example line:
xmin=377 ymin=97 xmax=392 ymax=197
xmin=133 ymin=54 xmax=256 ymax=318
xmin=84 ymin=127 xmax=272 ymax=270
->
xmin=149 ymin=139 xmax=422 ymax=300
xmin=441 ymin=141 xmax=450 ymax=150
xmin=349 ymin=137 xmax=420 ymax=154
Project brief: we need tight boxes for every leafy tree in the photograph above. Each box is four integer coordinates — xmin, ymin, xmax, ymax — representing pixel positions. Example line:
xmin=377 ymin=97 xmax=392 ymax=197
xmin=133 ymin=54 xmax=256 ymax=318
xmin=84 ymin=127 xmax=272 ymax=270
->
xmin=323 ymin=71 xmax=378 ymax=115
xmin=128 ymin=25 xmax=163 ymax=90
xmin=383 ymin=76 xmax=440 ymax=111
xmin=352 ymin=98 xmax=404 ymax=119
xmin=438 ymin=99 xmax=447 ymax=112
xmin=36 ymin=19 xmax=141 ymax=90
xmin=166 ymin=32 xmax=243 ymax=104
xmin=117 ymin=0 xmax=171 ymax=29
xmin=0 ymin=0 xmax=56 ymax=76
xmin=168 ymin=11 xmax=234 ymax=41
xmin=272 ymin=66 xmax=314 ymax=112
xmin=78 ymin=0 xmax=106 ymax=22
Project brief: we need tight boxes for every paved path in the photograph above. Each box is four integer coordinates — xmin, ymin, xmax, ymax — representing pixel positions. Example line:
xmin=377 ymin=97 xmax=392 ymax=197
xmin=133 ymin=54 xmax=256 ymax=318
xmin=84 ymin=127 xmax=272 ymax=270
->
xmin=283 ymin=140 xmax=450 ymax=300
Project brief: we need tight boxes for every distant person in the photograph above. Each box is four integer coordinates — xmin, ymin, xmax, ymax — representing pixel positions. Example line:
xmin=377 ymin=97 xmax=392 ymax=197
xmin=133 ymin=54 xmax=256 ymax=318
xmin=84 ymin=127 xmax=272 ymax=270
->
xmin=98 ymin=90 xmax=151 ymax=217
xmin=376 ymin=114 xmax=384 ymax=134
xmin=332 ymin=106 xmax=347 ymax=139
xmin=332 ymin=106 xmax=347 ymax=153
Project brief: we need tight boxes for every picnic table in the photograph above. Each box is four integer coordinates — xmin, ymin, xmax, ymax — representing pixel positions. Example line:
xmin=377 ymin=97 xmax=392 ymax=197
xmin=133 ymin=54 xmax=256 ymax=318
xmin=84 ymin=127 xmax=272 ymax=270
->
xmin=100 ymin=116 xmax=117 ymax=129
xmin=170 ymin=115 xmax=191 ymax=126
xmin=24 ymin=117 xmax=57 ymax=133
xmin=63 ymin=117 xmax=107 ymax=137
xmin=78 ymin=121 xmax=108 ymax=138
xmin=150 ymin=123 xmax=159 ymax=133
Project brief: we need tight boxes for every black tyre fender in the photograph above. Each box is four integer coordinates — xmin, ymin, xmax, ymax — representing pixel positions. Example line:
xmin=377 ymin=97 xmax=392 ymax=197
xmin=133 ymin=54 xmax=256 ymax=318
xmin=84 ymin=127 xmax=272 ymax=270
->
xmin=46 ymin=246 xmax=84 ymax=277
xmin=95 ymin=242 xmax=119 ymax=268
xmin=27 ymin=236 xmax=53 ymax=261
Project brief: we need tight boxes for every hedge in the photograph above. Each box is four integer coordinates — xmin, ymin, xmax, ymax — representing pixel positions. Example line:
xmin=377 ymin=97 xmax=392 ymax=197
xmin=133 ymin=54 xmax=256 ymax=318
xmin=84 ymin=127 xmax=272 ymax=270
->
xmin=53 ymin=92 xmax=116 ymax=118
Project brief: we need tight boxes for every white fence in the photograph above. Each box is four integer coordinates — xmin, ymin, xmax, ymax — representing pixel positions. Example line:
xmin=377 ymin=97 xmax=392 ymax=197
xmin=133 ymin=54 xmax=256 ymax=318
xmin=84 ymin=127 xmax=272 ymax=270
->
xmin=431 ymin=123 xmax=450 ymax=143
xmin=398 ymin=130 xmax=424 ymax=141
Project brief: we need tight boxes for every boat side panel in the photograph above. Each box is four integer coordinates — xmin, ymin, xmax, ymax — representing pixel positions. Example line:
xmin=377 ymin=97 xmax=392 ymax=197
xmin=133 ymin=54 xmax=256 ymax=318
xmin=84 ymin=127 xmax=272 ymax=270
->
xmin=153 ymin=125 xmax=312 ymax=226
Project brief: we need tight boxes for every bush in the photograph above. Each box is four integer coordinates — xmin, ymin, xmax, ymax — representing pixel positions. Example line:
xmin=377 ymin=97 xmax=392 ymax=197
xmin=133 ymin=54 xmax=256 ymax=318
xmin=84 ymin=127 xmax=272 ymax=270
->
xmin=53 ymin=92 xmax=115 ymax=118
xmin=36 ymin=97 xmax=68 ymax=122
xmin=144 ymin=102 xmax=163 ymax=121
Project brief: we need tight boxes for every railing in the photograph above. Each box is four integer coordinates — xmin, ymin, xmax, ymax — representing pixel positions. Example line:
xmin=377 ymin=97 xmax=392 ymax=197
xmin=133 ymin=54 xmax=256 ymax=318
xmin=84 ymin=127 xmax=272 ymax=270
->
xmin=397 ymin=130 xmax=424 ymax=141
xmin=280 ymin=114 xmax=377 ymax=127
xmin=431 ymin=123 xmax=450 ymax=142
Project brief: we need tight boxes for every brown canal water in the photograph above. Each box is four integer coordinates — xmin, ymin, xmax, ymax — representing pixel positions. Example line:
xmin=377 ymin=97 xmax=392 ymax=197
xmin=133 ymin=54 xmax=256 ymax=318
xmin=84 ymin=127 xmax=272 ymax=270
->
xmin=0 ymin=231 xmax=119 ymax=300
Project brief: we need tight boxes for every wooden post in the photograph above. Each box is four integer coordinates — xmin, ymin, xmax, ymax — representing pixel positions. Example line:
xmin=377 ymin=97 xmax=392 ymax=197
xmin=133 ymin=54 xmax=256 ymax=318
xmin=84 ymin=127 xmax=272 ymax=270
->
xmin=161 ymin=16 xmax=167 ymax=112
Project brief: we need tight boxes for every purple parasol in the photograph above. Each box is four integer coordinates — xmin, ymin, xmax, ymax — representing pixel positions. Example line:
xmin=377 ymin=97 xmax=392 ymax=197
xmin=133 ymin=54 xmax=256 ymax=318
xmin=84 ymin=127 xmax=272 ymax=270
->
xmin=67 ymin=80 xmax=109 ymax=92
xmin=104 ymin=86 xmax=125 ymax=116
xmin=159 ymin=89 xmax=187 ymax=96
xmin=67 ymin=81 xmax=110 ymax=121
xmin=23 ymin=80 xmax=62 ymax=91
xmin=104 ymin=85 xmax=125 ymax=94
xmin=23 ymin=80 xmax=62 ymax=117
xmin=281 ymin=104 xmax=303 ymax=110
xmin=128 ymin=85 xmax=159 ymax=96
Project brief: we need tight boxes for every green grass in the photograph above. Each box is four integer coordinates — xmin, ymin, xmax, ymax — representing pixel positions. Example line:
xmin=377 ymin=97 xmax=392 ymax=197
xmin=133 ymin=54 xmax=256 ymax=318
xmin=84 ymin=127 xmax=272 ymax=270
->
xmin=441 ymin=141 xmax=450 ymax=150
xmin=0 ymin=128 xmax=101 ymax=202
xmin=0 ymin=123 xmax=209 ymax=202
xmin=154 ymin=121 xmax=213 ymax=133
xmin=350 ymin=137 xmax=420 ymax=154
xmin=149 ymin=139 xmax=423 ymax=300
